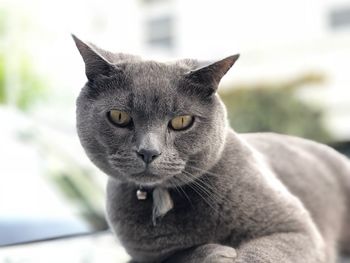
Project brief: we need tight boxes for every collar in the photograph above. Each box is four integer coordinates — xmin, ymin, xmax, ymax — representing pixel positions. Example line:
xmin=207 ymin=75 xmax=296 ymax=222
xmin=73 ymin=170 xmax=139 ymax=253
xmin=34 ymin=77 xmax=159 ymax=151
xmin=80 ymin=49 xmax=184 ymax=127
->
xmin=136 ymin=186 xmax=174 ymax=226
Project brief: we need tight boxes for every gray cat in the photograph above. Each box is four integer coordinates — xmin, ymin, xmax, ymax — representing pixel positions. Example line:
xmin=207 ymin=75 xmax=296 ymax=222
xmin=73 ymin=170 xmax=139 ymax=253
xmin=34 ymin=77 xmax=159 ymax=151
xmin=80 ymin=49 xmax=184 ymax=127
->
xmin=72 ymin=35 xmax=350 ymax=263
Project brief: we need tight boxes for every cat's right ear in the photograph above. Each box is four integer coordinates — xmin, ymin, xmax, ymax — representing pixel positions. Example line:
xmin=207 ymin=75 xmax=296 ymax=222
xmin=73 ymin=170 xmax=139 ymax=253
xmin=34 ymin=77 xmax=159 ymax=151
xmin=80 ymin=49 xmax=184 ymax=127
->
xmin=183 ymin=55 xmax=239 ymax=98
xmin=72 ymin=34 xmax=115 ymax=81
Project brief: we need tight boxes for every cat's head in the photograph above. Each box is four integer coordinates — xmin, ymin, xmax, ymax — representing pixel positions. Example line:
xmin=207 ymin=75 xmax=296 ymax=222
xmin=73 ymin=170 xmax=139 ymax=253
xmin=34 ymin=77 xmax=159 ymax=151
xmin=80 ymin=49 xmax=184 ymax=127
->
xmin=73 ymin=35 xmax=239 ymax=187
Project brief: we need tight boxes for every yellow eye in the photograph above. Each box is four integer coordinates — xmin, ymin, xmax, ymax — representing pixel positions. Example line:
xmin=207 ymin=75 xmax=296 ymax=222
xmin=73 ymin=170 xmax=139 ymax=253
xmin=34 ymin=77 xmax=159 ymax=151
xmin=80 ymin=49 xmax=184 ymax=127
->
xmin=169 ymin=115 xmax=194 ymax=131
xmin=108 ymin=110 xmax=132 ymax=127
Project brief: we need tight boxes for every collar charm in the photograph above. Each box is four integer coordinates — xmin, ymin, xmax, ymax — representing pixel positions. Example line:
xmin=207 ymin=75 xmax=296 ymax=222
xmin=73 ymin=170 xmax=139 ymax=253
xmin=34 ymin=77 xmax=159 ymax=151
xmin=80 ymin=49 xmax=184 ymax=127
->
xmin=152 ymin=187 xmax=174 ymax=226
xmin=136 ymin=189 xmax=148 ymax=200
xmin=135 ymin=187 xmax=174 ymax=226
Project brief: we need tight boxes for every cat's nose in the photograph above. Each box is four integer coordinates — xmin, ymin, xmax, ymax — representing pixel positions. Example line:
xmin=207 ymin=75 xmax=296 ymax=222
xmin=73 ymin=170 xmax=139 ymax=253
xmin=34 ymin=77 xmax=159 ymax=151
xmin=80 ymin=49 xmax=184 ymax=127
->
xmin=136 ymin=148 xmax=161 ymax=164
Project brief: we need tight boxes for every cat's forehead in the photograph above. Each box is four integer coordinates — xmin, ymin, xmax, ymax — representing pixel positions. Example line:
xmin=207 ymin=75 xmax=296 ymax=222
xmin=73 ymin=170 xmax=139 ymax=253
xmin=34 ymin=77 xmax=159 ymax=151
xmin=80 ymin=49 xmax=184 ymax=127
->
xmin=119 ymin=61 xmax=197 ymax=117
xmin=124 ymin=61 xmax=189 ymax=87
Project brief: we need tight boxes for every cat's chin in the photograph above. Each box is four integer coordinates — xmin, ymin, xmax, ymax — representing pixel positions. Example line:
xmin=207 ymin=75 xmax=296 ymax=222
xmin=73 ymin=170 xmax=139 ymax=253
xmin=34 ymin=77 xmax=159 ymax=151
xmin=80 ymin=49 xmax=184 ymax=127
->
xmin=128 ymin=171 xmax=167 ymax=187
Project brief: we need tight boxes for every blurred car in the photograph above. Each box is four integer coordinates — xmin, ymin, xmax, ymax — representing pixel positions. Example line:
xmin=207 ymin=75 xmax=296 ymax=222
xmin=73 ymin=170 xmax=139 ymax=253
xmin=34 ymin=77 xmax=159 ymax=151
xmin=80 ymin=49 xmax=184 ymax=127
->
xmin=0 ymin=107 xmax=131 ymax=262
xmin=0 ymin=231 xmax=130 ymax=263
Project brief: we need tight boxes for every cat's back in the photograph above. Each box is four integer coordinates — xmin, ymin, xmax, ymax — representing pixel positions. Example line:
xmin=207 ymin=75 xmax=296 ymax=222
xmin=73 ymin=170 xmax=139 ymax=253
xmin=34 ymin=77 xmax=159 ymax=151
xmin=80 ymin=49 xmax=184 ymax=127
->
xmin=241 ymin=132 xmax=350 ymax=245
xmin=241 ymin=132 xmax=350 ymax=186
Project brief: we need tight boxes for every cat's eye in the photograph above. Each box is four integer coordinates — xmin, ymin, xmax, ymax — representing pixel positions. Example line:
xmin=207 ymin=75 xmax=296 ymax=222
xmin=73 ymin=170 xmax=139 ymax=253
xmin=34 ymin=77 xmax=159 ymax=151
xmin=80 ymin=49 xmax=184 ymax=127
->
xmin=169 ymin=115 xmax=194 ymax=131
xmin=107 ymin=110 xmax=132 ymax=127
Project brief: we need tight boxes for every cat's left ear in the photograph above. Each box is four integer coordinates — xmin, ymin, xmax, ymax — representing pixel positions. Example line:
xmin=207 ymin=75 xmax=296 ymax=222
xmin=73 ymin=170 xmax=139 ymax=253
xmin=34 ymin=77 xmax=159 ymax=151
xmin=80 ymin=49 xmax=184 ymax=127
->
xmin=186 ymin=54 xmax=240 ymax=95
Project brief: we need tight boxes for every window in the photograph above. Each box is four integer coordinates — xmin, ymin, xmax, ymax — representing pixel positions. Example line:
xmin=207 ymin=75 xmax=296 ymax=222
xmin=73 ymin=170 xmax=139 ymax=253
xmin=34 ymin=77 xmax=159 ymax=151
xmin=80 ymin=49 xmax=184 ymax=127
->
xmin=145 ymin=16 xmax=174 ymax=50
xmin=329 ymin=7 xmax=350 ymax=29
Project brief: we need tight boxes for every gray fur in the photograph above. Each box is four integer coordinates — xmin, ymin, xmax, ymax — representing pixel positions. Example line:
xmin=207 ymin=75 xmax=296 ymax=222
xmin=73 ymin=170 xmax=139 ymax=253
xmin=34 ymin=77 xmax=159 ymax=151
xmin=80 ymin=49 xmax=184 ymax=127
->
xmin=73 ymin=35 xmax=350 ymax=263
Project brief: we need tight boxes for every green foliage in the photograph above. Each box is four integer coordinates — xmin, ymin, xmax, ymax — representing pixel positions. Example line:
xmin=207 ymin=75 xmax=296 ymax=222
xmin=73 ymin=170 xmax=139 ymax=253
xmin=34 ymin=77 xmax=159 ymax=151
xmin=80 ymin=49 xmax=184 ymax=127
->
xmin=219 ymin=74 xmax=332 ymax=143
xmin=14 ymin=56 xmax=47 ymax=110
xmin=0 ymin=8 xmax=46 ymax=111
xmin=0 ymin=53 xmax=47 ymax=111
xmin=52 ymin=171 xmax=107 ymax=230
xmin=0 ymin=55 xmax=5 ymax=105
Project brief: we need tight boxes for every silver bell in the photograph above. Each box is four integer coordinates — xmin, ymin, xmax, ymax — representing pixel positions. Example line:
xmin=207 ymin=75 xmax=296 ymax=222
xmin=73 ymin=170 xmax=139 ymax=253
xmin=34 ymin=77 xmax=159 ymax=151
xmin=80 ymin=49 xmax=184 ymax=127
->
xmin=136 ymin=189 xmax=147 ymax=200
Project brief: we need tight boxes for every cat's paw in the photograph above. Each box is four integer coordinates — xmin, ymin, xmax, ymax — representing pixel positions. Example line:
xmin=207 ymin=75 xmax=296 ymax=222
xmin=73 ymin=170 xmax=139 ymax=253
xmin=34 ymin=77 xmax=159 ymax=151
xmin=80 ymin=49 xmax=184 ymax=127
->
xmin=203 ymin=245 xmax=237 ymax=263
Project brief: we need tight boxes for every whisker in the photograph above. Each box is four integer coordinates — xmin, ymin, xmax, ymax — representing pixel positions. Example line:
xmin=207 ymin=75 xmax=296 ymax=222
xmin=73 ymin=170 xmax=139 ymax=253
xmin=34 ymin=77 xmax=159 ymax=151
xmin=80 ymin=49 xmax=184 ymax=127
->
xmin=182 ymin=172 xmax=221 ymax=206
xmin=169 ymin=180 xmax=194 ymax=209
xmin=183 ymin=169 xmax=220 ymax=195
xmin=186 ymin=166 xmax=232 ymax=200
xmin=176 ymin=173 xmax=220 ymax=214
xmin=160 ymin=162 xmax=186 ymax=167
xmin=172 ymin=171 xmax=213 ymax=198
xmin=182 ymin=170 xmax=227 ymax=207
xmin=109 ymin=156 xmax=135 ymax=161
xmin=186 ymin=164 xmax=225 ymax=178
xmin=160 ymin=167 xmax=183 ymax=173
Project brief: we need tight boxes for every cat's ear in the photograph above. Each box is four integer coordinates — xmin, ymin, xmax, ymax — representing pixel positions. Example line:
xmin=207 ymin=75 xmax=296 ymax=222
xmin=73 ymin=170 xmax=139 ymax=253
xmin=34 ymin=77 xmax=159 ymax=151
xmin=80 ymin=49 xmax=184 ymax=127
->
xmin=185 ymin=54 xmax=240 ymax=96
xmin=72 ymin=34 xmax=115 ymax=81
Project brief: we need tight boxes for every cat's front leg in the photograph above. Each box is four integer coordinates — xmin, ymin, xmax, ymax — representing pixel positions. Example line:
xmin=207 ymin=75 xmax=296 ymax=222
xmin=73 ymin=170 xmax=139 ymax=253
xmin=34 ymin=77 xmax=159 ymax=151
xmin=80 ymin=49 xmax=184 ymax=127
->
xmin=164 ymin=243 xmax=237 ymax=263
xmin=233 ymin=230 xmax=326 ymax=263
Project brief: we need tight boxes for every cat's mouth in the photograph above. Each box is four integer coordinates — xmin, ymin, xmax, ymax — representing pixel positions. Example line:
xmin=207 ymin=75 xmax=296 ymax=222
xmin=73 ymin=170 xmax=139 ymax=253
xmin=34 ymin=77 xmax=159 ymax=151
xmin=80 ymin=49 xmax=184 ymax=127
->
xmin=130 ymin=170 xmax=165 ymax=186
xmin=108 ymin=158 xmax=185 ymax=186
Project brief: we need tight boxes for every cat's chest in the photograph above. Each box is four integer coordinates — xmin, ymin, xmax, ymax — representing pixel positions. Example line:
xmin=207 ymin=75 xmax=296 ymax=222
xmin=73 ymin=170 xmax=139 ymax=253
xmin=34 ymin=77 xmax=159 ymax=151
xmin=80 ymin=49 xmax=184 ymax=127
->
xmin=106 ymin=182 xmax=223 ymax=257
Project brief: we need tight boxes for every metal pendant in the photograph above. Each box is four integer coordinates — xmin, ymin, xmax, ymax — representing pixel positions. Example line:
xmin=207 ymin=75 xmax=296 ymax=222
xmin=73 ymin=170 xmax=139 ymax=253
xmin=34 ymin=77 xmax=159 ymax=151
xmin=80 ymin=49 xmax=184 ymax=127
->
xmin=136 ymin=189 xmax=147 ymax=200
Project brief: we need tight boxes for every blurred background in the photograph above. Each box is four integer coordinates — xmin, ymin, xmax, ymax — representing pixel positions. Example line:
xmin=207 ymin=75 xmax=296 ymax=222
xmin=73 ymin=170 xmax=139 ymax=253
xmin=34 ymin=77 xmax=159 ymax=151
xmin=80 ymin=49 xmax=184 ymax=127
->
xmin=0 ymin=0 xmax=350 ymax=262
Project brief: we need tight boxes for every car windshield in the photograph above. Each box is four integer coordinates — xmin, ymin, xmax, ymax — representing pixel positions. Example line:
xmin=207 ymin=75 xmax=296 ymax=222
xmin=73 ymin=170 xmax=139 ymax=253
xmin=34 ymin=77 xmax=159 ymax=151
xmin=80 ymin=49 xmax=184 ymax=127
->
xmin=0 ymin=109 xmax=108 ymax=246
